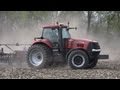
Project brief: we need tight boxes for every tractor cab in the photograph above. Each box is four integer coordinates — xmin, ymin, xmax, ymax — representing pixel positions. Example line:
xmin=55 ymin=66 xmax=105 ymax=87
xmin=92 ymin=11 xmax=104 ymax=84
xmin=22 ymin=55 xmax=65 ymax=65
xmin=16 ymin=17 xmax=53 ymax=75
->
xmin=41 ymin=23 xmax=74 ymax=52
xmin=42 ymin=25 xmax=71 ymax=42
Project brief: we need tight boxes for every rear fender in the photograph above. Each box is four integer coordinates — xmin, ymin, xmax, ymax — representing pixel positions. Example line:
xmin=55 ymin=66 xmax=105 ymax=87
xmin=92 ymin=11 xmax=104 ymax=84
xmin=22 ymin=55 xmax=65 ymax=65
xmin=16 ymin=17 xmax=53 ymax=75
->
xmin=32 ymin=39 xmax=52 ymax=48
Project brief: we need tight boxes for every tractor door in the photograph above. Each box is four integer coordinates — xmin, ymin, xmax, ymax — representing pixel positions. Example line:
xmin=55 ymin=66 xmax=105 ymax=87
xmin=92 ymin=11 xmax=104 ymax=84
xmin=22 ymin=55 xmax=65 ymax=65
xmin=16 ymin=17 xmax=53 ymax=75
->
xmin=42 ymin=28 xmax=59 ymax=49
xmin=62 ymin=28 xmax=71 ymax=49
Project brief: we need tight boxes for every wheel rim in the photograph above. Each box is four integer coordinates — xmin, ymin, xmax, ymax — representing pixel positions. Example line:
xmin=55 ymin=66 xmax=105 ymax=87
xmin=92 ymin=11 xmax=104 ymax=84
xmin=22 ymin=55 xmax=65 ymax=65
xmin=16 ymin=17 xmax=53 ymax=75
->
xmin=71 ymin=54 xmax=85 ymax=68
xmin=29 ymin=50 xmax=43 ymax=66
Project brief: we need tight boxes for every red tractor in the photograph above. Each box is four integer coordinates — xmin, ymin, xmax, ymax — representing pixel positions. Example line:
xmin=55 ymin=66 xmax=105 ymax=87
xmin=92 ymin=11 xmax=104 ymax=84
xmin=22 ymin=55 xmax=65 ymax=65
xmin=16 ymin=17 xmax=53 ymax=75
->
xmin=27 ymin=22 xmax=109 ymax=69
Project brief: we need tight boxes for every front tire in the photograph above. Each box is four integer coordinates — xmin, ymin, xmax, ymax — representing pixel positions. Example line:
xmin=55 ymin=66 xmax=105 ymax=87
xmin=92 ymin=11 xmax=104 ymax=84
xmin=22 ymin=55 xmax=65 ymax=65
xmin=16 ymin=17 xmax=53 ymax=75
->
xmin=86 ymin=58 xmax=98 ymax=69
xmin=68 ymin=50 xmax=89 ymax=69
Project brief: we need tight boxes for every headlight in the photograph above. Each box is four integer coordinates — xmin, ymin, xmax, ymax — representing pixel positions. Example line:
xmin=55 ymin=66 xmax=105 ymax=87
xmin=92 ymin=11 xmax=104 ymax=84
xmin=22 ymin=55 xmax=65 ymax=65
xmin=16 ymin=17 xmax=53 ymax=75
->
xmin=92 ymin=49 xmax=101 ymax=52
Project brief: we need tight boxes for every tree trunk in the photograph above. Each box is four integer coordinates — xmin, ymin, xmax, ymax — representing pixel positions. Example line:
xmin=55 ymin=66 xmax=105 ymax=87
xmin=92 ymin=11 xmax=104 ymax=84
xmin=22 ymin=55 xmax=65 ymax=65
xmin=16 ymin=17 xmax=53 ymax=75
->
xmin=107 ymin=20 xmax=110 ymax=33
xmin=87 ymin=11 xmax=92 ymax=33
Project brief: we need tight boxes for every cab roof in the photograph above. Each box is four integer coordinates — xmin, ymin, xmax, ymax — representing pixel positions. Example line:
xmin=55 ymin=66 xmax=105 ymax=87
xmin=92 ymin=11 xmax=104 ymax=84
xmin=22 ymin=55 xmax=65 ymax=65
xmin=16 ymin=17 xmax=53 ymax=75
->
xmin=43 ymin=24 xmax=68 ymax=29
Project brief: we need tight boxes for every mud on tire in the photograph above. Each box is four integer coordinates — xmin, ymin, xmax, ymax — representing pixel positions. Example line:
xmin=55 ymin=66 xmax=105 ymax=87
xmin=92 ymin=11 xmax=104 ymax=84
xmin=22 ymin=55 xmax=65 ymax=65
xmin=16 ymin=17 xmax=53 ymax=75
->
xmin=27 ymin=44 xmax=53 ymax=69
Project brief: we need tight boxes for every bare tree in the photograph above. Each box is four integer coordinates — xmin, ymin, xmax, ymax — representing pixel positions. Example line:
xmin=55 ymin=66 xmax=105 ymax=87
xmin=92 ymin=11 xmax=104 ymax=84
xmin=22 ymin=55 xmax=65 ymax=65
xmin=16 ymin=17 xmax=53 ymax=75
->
xmin=87 ymin=11 xmax=92 ymax=33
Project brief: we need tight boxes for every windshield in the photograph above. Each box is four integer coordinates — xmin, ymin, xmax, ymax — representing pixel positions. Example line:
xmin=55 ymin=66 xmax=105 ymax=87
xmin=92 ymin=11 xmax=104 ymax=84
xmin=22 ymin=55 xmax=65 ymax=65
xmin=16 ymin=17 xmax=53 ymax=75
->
xmin=62 ymin=28 xmax=71 ymax=38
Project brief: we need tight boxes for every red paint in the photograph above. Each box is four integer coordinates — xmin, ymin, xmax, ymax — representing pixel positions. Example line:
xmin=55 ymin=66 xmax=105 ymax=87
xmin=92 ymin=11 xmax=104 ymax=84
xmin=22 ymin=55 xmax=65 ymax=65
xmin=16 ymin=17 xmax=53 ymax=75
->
xmin=33 ymin=38 xmax=52 ymax=48
xmin=65 ymin=38 xmax=90 ymax=50
xmin=32 ymin=24 xmax=94 ymax=50
xmin=32 ymin=38 xmax=91 ymax=50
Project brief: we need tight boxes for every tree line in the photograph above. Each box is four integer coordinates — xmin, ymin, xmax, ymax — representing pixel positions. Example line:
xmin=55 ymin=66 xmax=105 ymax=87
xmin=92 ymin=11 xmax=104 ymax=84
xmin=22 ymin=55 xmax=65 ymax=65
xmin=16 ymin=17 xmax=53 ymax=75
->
xmin=0 ymin=11 xmax=120 ymax=36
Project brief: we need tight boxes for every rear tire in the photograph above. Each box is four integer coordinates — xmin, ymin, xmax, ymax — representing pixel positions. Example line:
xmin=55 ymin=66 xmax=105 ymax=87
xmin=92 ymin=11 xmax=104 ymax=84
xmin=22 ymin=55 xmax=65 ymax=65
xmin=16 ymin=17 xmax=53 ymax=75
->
xmin=27 ymin=44 xmax=52 ymax=69
xmin=68 ymin=50 xmax=89 ymax=69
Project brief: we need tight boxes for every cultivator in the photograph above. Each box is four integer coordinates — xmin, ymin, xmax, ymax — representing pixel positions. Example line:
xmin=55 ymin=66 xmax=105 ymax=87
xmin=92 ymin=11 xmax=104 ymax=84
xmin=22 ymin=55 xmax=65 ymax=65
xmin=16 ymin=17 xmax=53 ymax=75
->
xmin=0 ymin=43 xmax=31 ymax=65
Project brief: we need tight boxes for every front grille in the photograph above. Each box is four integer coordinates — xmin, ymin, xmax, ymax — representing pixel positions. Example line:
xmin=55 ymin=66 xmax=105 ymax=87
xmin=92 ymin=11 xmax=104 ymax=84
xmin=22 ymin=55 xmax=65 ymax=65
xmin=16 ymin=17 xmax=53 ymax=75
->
xmin=87 ymin=42 xmax=100 ymax=59
xmin=87 ymin=42 xmax=100 ymax=51
xmin=92 ymin=42 xmax=100 ymax=49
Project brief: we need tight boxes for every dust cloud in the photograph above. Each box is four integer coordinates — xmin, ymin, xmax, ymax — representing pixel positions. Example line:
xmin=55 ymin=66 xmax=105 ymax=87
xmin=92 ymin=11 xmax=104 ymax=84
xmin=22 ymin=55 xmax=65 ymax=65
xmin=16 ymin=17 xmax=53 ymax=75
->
xmin=58 ymin=14 xmax=120 ymax=61
xmin=0 ymin=21 xmax=43 ymax=53
xmin=0 ymin=11 xmax=120 ymax=62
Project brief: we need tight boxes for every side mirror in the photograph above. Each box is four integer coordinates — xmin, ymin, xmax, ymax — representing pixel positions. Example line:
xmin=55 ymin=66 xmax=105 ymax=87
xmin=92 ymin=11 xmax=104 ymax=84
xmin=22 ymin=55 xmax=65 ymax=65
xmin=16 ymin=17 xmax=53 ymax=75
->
xmin=67 ymin=28 xmax=69 ymax=31
xmin=75 ymin=27 xmax=77 ymax=30
xmin=67 ymin=27 xmax=77 ymax=30
xmin=40 ymin=37 xmax=44 ymax=39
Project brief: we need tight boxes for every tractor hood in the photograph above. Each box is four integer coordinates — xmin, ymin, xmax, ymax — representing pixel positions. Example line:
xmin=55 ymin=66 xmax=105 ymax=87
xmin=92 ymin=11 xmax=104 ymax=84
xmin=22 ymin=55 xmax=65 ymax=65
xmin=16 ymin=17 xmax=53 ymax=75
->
xmin=72 ymin=38 xmax=97 ymax=42
xmin=68 ymin=38 xmax=98 ymax=44
xmin=67 ymin=38 xmax=98 ymax=49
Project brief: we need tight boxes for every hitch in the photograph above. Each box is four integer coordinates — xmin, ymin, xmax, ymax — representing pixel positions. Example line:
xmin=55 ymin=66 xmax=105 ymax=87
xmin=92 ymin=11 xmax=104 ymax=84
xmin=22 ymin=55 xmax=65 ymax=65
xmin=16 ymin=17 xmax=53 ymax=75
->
xmin=98 ymin=54 xmax=109 ymax=60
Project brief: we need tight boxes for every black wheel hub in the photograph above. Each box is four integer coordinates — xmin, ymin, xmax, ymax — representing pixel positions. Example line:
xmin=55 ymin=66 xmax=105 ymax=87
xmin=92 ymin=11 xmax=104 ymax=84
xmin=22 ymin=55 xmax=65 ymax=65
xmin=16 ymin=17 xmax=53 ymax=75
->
xmin=73 ymin=56 xmax=83 ymax=65
xmin=37 ymin=56 xmax=41 ymax=59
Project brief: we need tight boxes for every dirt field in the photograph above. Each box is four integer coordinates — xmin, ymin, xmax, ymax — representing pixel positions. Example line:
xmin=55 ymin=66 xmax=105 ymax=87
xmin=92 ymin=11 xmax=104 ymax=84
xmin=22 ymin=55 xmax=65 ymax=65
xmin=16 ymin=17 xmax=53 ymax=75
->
xmin=0 ymin=57 xmax=120 ymax=79
xmin=0 ymin=50 xmax=120 ymax=79
xmin=1 ymin=41 xmax=120 ymax=79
